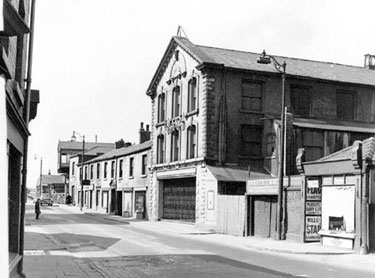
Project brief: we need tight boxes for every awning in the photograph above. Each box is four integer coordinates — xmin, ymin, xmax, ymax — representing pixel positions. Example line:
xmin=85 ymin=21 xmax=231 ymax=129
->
xmin=206 ymin=166 xmax=247 ymax=182
xmin=292 ymin=118 xmax=375 ymax=133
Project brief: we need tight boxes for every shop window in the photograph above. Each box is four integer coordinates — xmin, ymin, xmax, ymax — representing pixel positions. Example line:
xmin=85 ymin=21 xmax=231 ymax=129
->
xmin=157 ymin=134 xmax=165 ymax=164
xmin=302 ymin=130 xmax=323 ymax=161
xmin=141 ymin=154 xmax=147 ymax=175
xmin=188 ymin=77 xmax=197 ymax=112
xmin=129 ymin=157 xmax=134 ymax=177
xmin=119 ymin=159 xmax=123 ymax=178
xmin=171 ymin=130 xmax=180 ymax=162
xmin=321 ymin=184 xmax=355 ymax=233
xmin=291 ymin=85 xmax=311 ymax=117
xmin=241 ymin=125 xmax=262 ymax=157
xmin=187 ymin=125 xmax=197 ymax=159
xmin=241 ymin=80 xmax=262 ymax=112
xmin=329 ymin=216 xmax=344 ymax=231
xmin=172 ymin=86 xmax=181 ymax=118
xmin=96 ymin=163 xmax=100 ymax=179
xmin=157 ymin=93 xmax=165 ymax=122
xmin=337 ymin=91 xmax=355 ymax=120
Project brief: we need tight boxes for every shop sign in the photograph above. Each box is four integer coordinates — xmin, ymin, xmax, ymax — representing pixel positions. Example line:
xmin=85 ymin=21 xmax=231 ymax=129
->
xmin=305 ymin=216 xmax=321 ymax=241
xmin=246 ymin=178 xmax=278 ymax=195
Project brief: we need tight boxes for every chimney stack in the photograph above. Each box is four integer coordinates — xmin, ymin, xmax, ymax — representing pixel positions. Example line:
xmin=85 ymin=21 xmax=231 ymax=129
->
xmin=115 ymin=139 xmax=125 ymax=149
xmin=364 ymin=54 xmax=375 ymax=70
xmin=139 ymin=122 xmax=151 ymax=144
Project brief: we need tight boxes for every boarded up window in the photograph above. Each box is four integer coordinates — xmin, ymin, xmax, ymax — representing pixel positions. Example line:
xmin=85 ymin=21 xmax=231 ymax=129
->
xmin=337 ymin=91 xmax=355 ymax=120
xmin=241 ymin=125 xmax=262 ymax=157
xmin=303 ymin=130 xmax=323 ymax=161
xmin=291 ymin=86 xmax=311 ymax=117
xmin=241 ymin=81 xmax=262 ymax=111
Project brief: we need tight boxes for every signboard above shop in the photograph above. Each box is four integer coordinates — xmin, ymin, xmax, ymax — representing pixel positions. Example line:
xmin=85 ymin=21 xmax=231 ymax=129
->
xmin=246 ymin=178 xmax=278 ymax=195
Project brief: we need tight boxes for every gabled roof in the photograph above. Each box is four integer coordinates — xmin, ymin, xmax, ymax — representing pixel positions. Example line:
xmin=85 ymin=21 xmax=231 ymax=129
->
xmin=57 ymin=141 xmax=115 ymax=151
xmin=313 ymin=137 xmax=375 ymax=164
xmin=146 ymin=36 xmax=375 ymax=96
xmin=84 ymin=141 xmax=152 ymax=164
xmin=37 ymin=175 xmax=66 ymax=186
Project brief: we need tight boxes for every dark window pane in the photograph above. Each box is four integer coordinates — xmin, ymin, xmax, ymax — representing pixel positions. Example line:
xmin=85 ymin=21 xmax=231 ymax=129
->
xmin=337 ymin=91 xmax=355 ymax=120
xmin=291 ymin=87 xmax=311 ymax=116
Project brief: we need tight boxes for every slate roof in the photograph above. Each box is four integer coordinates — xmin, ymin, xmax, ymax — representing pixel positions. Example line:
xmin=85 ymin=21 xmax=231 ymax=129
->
xmin=147 ymin=36 xmax=375 ymax=94
xmin=314 ymin=137 xmax=375 ymax=164
xmin=84 ymin=141 xmax=152 ymax=164
xmin=37 ymin=175 xmax=66 ymax=185
xmin=58 ymin=141 xmax=115 ymax=151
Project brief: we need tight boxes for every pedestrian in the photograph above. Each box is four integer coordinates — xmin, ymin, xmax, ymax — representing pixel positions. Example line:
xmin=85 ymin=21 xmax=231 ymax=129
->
xmin=35 ymin=198 xmax=41 ymax=219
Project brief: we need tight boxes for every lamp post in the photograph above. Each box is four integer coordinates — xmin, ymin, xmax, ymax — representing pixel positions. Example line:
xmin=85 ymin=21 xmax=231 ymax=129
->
xmin=257 ymin=50 xmax=287 ymax=240
xmin=72 ymin=131 xmax=85 ymax=211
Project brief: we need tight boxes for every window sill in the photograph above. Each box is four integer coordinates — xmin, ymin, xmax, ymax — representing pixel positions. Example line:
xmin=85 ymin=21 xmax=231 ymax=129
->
xmin=129 ymin=176 xmax=134 ymax=179
xmin=141 ymin=174 xmax=147 ymax=178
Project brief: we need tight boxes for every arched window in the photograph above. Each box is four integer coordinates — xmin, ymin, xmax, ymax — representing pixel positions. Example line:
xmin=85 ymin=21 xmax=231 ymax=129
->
xmin=188 ymin=77 xmax=197 ymax=112
xmin=157 ymin=134 xmax=165 ymax=164
xmin=172 ymin=86 xmax=181 ymax=118
xmin=187 ymin=125 xmax=197 ymax=159
xmin=157 ymin=93 xmax=165 ymax=122
xmin=171 ymin=130 xmax=180 ymax=162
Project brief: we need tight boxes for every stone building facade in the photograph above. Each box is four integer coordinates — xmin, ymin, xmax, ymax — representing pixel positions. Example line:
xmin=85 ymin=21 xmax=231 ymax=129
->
xmin=145 ymin=36 xmax=375 ymax=233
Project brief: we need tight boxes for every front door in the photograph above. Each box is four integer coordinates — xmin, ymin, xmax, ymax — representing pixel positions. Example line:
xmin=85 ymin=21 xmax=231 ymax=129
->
xmin=253 ymin=196 xmax=277 ymax=238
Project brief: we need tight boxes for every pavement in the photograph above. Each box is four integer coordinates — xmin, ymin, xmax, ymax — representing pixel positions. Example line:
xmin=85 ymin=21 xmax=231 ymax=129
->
xmin=23 ymin=204 xmax=375 ymax=277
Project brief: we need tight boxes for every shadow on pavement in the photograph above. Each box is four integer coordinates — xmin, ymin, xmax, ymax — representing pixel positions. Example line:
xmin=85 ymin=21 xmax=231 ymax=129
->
xmin=25 ymin=231 xmax=121 ymax=252
xmin=25 ymin=211 xmax=129 ymax=226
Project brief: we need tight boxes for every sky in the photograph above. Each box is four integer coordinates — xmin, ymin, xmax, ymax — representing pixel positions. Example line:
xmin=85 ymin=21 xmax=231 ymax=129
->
xmin=26 ymin=0 xmax=375 ymax=188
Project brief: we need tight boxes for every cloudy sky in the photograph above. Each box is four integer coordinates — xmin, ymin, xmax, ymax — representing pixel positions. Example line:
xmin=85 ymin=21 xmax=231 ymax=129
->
xmin=27 ymin=0 xmax=375 ymax=187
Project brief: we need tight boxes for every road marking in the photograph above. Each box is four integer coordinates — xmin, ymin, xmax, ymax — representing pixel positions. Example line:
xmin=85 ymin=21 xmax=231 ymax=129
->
xmin=24 ymin=250 xmax=46 ymax=256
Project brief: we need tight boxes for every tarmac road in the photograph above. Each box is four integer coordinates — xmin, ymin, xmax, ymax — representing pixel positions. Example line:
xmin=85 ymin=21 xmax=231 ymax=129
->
xmin=23 ymin=203 xmax=375 ymax=278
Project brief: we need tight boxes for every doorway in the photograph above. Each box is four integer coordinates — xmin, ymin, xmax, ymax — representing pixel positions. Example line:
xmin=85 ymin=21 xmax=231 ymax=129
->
xmin=248 ymin=196 xmax=277 ymax=238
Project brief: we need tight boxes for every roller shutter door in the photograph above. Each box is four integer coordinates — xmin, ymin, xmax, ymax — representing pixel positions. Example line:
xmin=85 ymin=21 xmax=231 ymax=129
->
xmin=163 ymin=178 xmax=196 ymax=221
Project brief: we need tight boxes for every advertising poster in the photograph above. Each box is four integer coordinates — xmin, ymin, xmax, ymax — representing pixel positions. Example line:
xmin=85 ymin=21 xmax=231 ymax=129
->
xmin=305 ymin=178 xmax=322 ymax=242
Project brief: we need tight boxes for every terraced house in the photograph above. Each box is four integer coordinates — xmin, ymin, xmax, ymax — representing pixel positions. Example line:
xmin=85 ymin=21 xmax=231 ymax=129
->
xmin=69 ymin=123 xmax=151 ymax=219
xmin=145 ymin=36 xmax=375 ymax=235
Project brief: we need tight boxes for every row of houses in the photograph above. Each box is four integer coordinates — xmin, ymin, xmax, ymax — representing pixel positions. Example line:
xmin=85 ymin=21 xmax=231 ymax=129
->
xmin=58 ymin=35 xmax=375 ymax=253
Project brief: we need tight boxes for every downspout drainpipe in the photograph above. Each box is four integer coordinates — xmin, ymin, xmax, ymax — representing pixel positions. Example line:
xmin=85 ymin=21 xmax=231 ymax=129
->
xmin=360 ymin=161 xmax=369 ymax=254
xmin=19 ymin=0 xmax=36 ymax=277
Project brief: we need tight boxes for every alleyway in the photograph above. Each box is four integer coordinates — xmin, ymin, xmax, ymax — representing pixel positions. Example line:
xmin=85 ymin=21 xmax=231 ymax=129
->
xmin=23 ymin=203 xmax=375 ymax=278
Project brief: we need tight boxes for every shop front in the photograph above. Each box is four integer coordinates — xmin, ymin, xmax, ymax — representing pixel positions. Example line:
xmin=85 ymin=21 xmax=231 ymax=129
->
xmin=301 ymin=139 xmax=375 ymax=253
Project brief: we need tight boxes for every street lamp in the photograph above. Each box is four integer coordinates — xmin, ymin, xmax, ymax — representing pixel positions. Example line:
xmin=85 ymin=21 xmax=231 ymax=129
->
xmin=257 ymin=50 xmax=287 ymax=240
xmin=72 ymin=131 xmax=85 ymax=211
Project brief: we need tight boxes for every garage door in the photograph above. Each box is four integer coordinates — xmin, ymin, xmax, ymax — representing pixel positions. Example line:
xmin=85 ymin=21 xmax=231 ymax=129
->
xmin=163 ymin=178 xmax=196 ymax=221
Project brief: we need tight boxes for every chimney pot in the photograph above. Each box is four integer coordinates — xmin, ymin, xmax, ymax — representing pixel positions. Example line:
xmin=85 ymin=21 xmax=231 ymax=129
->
xmin=364 ymin=54 xmax=375 ymax=70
